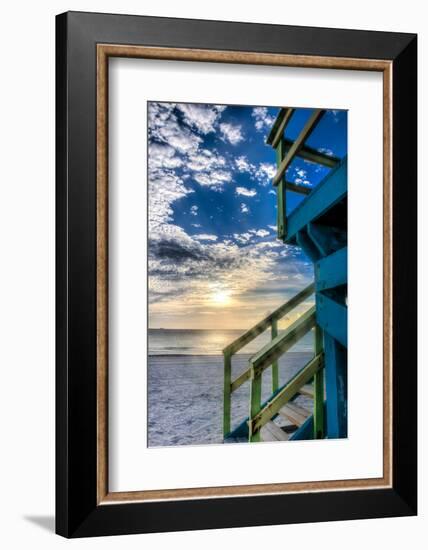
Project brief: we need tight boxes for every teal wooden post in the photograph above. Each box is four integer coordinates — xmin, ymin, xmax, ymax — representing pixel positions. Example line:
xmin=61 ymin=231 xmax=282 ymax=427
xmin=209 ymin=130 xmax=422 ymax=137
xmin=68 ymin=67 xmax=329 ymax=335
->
xmin=313 ymin=325 xmax=324 ymax=439
xmin=249 ymin=368 xmax=262 ymax=442
xmin=223 ymin=351 xmax=232 ymax=438
xmin=271 ymin=319 xmax=279 ymax=393
xmin=324 ymin=333 xmax=347 ymax=438
xmin=276 ymin=138 xmax=287 ymax=240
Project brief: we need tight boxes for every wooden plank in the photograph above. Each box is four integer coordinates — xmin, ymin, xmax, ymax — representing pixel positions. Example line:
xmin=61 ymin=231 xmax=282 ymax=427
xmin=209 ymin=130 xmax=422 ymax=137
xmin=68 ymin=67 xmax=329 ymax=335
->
xmin=286 ymin=157 xmax=347 ymax=243
xmin=279 ymin=404 xmax=307 ymax=427
xmin=296 ymin=229 xmax=321 ymax=262
xmin=286 ymin=181 xmax=312 ymax=196
xmin=324 ymin=333 xmax=347 ymax=438
xmin=249 ymin=368 xmax=262 ymax=442
xmin=273 ymin=109 xmax=325 ymax=186
xmin=313 ymin=324 xmax=324 ymax=439
xmin=283 ymin=137 xmax=340 ymax=168
xmin=276 ymin=138 xmax=286 ymax=240
xmin=286 ymin=401 xmax=311 ymax=418
xmin=264 ymin=421 xmax=289 ymax=441
xmin=230 ymin=368 xmax=250 ymax=392
xmin=316 ymin=293 xmax=347 ymax=348
xmin=251 ymin=353 xmax=324 ymax=432
xmin=223 ymin=283 xmax=314 ymax=356
xmin=271 ymin=319 xmax=279 ymax=392
xmin=251 ymin=306 xmax=316 ymax=376
xmin=260 ymin=425 xmax=277 ymax=442
xmin=266 ymin=107 xmax=288 ymax=145
xmin=299 ymin=384 xmax=314 ymax=398
xmin=271 ymin=108 xmax=294 ymax=149
xmin=223 ymin=352 xmax=232 ymax=437
xmin=315 ymin=246 xmax=347 ymax=292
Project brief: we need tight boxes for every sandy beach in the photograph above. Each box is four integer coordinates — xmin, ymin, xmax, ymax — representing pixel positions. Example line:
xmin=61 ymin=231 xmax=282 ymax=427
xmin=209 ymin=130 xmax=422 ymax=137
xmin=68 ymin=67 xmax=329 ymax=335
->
xmin=148 ymin=351 xmax=313 ymax=447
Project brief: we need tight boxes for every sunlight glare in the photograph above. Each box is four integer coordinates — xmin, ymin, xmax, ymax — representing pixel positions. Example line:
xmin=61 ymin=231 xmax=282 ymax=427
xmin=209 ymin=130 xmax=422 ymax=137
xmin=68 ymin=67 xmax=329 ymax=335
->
xmin=210 ymin=289 xmax=231 ymax=306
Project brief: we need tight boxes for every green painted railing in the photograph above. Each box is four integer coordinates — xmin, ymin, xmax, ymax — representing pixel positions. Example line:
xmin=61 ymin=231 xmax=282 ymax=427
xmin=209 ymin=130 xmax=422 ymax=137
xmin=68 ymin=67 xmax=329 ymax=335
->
xmin=222 ymin=282 xmax=316 ymax=438
xmin=266 ymin=107 xmax=340 ymax=242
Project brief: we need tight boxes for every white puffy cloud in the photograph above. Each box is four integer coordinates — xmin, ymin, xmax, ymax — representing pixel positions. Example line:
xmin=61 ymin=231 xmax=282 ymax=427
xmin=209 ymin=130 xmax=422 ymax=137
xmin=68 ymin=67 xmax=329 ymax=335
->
xmin=255 ymin=162 xmax=277 ymax=185
xmin=235 ymin=155 xmax=255 ymax=173
xmin=193 ymin=234 xmax=218 ymax=241
xmin=235 ymin=186 xmax=257 ymax=197
xmin=252 ymin=106 xmax=276 ymax=132
xmin=193 ymin=170 xmax=232 ymax=188
xmin=219 ymin=122 xmax=244 ymax=145
xmin=190 ymin=205 xmax=199 ymax=216
xmin=187 ymin=149 xmax=225 ymax=171
xmin=240 ymin=203 xmax=249 ymax=214
xmin=253 ymin=229 xmax=270 ymax=237
xmin=187 ymin=148 xmax=232 ymax=190
xmin=176 ymin=103 xmax=226 ymax=134
xmin=148 ymin=102 xmax=202 ymax=154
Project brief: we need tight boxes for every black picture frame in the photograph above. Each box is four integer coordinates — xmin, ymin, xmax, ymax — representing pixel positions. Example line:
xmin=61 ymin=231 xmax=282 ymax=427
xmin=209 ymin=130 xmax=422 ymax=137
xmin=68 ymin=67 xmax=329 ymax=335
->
xmin=56 ymin=11 xmax=417 ymax=538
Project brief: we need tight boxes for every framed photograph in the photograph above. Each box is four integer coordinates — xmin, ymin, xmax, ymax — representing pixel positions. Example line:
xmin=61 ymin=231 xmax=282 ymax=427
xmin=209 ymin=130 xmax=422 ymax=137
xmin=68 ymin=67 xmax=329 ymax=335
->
xmin=56 ymin=11 xmax=417 ymax=537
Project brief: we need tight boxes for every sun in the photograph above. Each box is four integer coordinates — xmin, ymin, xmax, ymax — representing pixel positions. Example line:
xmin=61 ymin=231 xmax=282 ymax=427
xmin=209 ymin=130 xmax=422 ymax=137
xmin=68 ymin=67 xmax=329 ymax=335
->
xmin=210 ymin=289 xmax=231 ymax=306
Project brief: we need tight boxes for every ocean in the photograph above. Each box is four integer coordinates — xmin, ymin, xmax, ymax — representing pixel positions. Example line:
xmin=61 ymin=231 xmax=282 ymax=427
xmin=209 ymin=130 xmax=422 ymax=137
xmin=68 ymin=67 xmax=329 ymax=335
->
xmin=147 ymin=328 xmax=315 ymax=447
xmin=148 ymin=328 xmax=314 ymax=356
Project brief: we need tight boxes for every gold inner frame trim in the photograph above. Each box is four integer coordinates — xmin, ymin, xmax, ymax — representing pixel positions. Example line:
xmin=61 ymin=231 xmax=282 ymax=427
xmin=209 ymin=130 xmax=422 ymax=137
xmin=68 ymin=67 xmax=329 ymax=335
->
xmin=96 ymin=43 xmax=393 ymax=505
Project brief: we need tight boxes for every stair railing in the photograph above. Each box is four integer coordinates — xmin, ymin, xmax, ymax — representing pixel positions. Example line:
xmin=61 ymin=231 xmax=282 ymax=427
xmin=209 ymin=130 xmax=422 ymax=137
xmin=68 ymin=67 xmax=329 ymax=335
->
xmin=248 ymin=349 xmax=324 ymax=440
xmin=266 ymin=107 xmax=340 ymax=241
xmin=222 ymin=282 xmax=315 ymax=438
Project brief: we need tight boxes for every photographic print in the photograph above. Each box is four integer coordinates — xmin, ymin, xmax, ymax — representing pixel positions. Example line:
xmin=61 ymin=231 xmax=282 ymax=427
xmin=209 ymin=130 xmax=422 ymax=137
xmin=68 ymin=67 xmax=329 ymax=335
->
xmin=147 ymin=101 xmax=347 ymax=447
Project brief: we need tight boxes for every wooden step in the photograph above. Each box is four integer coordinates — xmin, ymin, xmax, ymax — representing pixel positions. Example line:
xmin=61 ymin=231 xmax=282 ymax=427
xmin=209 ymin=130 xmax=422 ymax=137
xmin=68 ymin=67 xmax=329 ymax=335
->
xmin=278 ymin=403 xmax=310 ymax=427
xmin=299 ymin=384 xmax=314 ymax=398
xmin=287 ymin=402 xmax=311 ymax=418
xmin=260 ymin=421 xmax=290 ymax=442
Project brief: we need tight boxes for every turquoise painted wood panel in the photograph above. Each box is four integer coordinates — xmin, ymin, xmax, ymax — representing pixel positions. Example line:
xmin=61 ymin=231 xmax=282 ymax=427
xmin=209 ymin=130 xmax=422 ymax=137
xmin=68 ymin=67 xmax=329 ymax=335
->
xmin=324 ymin=334 xmax=347 ymax=438
xmin=315 ymin=246 xmax=347 ymax=292
xmin=316 ymin=292 xmax=347 ymax=348
xmin=285 ymin=156 xmax=347 ymax=243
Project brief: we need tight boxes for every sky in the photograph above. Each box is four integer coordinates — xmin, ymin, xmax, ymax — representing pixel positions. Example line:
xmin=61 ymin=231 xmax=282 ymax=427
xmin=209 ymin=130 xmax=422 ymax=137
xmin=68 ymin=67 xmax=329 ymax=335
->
xmin=148 ymin=102 xmax=347 ymax=330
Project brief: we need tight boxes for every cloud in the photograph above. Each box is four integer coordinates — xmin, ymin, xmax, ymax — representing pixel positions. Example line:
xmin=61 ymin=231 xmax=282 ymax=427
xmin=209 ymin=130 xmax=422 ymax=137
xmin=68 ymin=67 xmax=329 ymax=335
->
xmin=233 ymin=230 xmax=277 ymax=245
xmin=327 ymin=109 xmax=341 ymax=123
xmin=187 ymin=149 xmax=225 ymax=171
xmin=148 ymin=102 xmax=201 ymax=154
xmin=219 ymin=122 xmax=244 ymax=145
xmin=235 ymin=186 xmax=257 ymax=197
xmin=148 ymin=139 xmax=194 ymax=233
xmin=240 ymin=203 xmax=249 ymax=214
xmin=289 ymin=165 xmax=311 ymax=186
xmin=148 ymin=143 xmax=183 ymax=170
xmin=193 ymin=170 xmax=232 ymax=188
xmin=190 ymin=205 xmax=198 ymax=216
xmin=317 ymin=147 xmax=334 ymax=157
xmin=252 ymin=106 xmax=276 ymax=132
xmin=234 ymin=157 xmax=278 ymax=188
xmin=186 ymin=148 xmax=231 ymax=190
xmin=233 ymin=232 xmax=252 ymax=244
xmin=255 ymin=162 xmax=276 ymax=185
xmin=252 ymin=229 xmax=270 ymax=237
xmin=176 ymin=103 xmax=225 ymax=134
xmin=191 ymin=223 xmax=201 ymax=228
xmin=235 ymin=155 xmax=255 ymax=173
xmin=193 ymin=234 xmax=218 ymax=241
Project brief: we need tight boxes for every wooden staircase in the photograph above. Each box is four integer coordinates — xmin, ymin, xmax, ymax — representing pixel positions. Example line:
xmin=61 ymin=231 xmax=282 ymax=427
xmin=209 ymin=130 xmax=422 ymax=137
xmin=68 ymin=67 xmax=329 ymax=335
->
xmin=223 ymin=107 xmax=348 ymax=443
